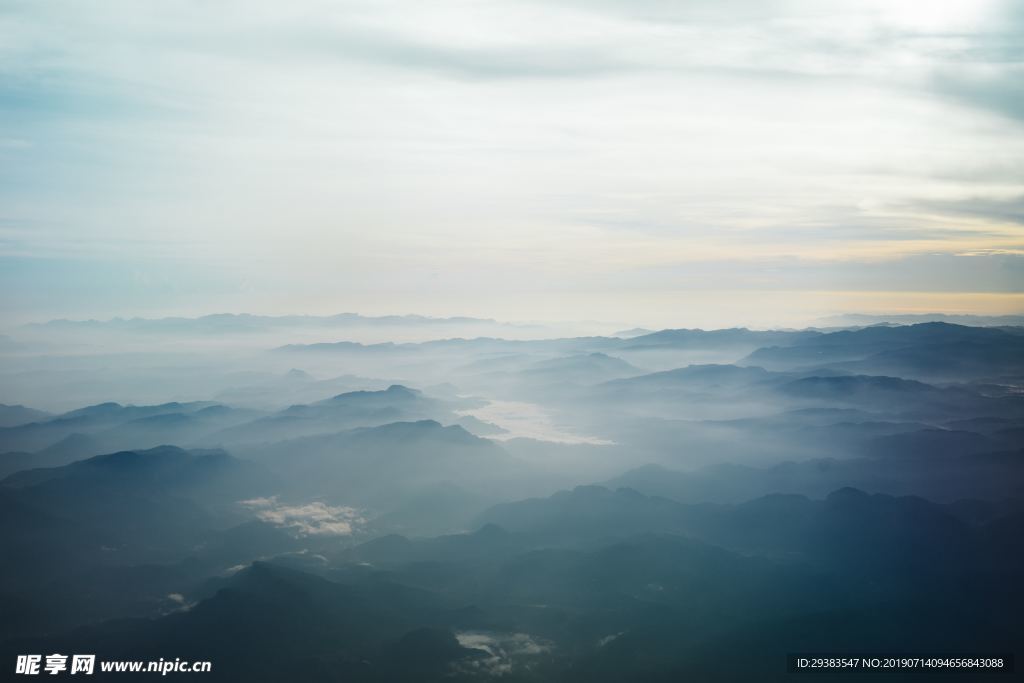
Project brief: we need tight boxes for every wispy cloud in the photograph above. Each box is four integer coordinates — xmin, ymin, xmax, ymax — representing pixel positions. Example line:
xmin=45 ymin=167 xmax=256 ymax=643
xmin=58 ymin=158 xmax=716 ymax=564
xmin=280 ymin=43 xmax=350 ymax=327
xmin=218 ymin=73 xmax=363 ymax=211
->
xmin=455 ymin=632 xmax=553 ymax=677
xmin=239 ymin=496 xmax=364 ymax=536
xmin=1 ymin=0 xmax=1021 ymax=325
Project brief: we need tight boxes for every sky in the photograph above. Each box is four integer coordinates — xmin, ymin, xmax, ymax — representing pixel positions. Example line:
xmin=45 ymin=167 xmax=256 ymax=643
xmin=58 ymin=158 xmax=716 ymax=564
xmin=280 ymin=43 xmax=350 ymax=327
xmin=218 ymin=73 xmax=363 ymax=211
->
xmin=1 ymin=0 xmax=1023 ymax=329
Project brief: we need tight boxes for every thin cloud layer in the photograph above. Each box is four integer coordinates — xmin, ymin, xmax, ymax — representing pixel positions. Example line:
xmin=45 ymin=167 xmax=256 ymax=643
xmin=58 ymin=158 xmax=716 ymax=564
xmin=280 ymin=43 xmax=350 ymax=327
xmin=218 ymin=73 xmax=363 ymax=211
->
xmin=0 ymin=0 xmax=1021 ymax=326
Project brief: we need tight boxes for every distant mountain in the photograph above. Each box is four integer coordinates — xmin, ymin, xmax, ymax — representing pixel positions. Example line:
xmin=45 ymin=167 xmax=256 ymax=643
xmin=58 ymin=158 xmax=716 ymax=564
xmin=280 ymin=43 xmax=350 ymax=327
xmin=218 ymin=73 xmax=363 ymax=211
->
xmin=0 ymin=402 xmax=259 ymax=477
xmin=210 ymin=385 xmax=454 ymax=445
xmin=277 ymin=335 xmax=626 ymax=356
xmin=0 ymin=404 xmax=51 ymax=428
xmin=606 ymin=443 xmax=1024 ymax=503
xmin=521 ymin=353 xmax=642 ymax=384
xmin=773 ymin=374 xmax=1019 ymax=419
xmin=816 ymin=313 xmax=1024 ymax=327
xmin=0 ymin=400 xmax=225 ymax=454
xmin=612 ymin=327 xmax=655 ymax=338
xmin=623 ymin=328 xmax=818 ymax=350
xmin=600 ymin=364 xmax=778 ymax=394
xmin=286 ymin=384 xmax=429 ymax=416
xmin=0 ymin=386 xmax=474 ymax=478
xmin=584 ymin=364 xmax=791 ymax=420
xmin=2 ymin=444 xmax=261 ymax=494
xmin=836 ymin=339 xmax=1024 ymax=381
xmin=27 ymin=312 xmax=530 ymax=334
xmin=743 ymin=322 xmax=1024 ymax=380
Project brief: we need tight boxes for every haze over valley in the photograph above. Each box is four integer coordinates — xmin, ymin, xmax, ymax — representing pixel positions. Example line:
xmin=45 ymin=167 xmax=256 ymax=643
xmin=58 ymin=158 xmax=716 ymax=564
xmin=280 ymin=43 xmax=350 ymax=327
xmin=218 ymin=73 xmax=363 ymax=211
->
xmin=1 ymin=313 xmax=1022 ymax=680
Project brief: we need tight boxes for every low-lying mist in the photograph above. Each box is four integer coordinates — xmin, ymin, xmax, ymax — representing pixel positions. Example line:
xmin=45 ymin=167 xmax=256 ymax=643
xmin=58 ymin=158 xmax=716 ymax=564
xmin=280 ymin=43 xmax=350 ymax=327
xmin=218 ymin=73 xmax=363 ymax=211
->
xmin=1 ymin=314 xmax=1022 ymax=680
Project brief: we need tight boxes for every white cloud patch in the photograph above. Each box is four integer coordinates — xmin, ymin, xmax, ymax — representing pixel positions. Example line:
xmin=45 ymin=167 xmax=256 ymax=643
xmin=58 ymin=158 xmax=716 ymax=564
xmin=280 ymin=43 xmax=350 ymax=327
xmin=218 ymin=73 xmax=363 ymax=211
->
xmin=454 ymin=631 xmax=553 ymax=677
xmin=598 ymin=631 xmax=625 ymax=647
xmin=162 ymin=592 xmax=195 ymax=614
xmin=239 ymin=496 xmax=364 ymax=536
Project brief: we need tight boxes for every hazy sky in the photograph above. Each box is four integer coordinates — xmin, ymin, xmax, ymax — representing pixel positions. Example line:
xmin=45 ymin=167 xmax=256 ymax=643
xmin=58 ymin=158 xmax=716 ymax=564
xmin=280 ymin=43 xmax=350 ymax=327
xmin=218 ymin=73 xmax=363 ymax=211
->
xmin=2 ymin=0 xmax=1023 ymax=328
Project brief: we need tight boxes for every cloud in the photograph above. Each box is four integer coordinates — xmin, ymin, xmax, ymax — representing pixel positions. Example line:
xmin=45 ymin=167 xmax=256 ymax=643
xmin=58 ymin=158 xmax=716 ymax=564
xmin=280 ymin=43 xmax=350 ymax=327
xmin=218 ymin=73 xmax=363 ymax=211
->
xmin=2 ymin=0 xmax=1023 ymax=326
xmin=917 ymin=194 xmax=1024 ymax=227
xmin=454 ymin=632 xmax=552 ymax=677
xmin=161 ymin=592 xmax=195 ymax=614
xmin=931 ymin=66 xmax=1024 ymax=123
xmin=239 ymin=496 xmax=364 ymax=536
xmin=290 ymin=26 xmax=634 ymax=80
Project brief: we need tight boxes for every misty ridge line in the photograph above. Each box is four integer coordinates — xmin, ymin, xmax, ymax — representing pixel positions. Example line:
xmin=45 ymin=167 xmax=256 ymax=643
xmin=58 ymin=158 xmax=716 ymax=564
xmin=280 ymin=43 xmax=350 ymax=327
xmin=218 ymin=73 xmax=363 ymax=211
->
xmin=1 ymin=317 xmax=1023 ymax=681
